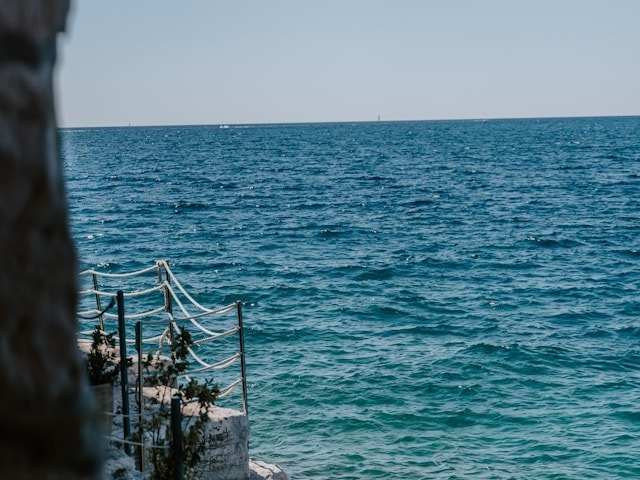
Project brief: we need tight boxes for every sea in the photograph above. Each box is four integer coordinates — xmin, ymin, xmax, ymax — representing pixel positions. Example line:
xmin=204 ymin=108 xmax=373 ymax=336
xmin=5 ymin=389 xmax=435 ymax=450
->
xmin=61 ymin=116 xmax=640 ymax=479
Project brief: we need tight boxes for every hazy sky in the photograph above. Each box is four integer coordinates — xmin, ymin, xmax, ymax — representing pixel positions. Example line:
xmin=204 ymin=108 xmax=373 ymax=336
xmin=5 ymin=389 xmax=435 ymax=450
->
xmin=58 ymin=0 xmax=639 ymax=127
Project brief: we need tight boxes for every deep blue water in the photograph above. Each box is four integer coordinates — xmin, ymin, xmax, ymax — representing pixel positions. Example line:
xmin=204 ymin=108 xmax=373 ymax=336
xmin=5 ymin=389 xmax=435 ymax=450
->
xmin=61 ymin=117 xmax=640 ymax=479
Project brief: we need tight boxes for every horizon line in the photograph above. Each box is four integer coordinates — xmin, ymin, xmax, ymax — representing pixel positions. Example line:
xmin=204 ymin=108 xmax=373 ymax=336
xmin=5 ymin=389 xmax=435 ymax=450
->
xmin=58 ymin=113 xmax=639 ymax=130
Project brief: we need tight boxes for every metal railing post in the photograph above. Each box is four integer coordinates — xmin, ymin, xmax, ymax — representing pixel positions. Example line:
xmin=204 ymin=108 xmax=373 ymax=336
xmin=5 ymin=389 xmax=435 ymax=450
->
xmin=171 ymin=396 xmax=184 ymax=480
xmin=163 ymin=270 xmax=174 ymax=343
xmin=117 ymin=290 xmax=131 ymax=455
xmin=236 ymin=301 xmax=249 ymax=417
xmin=135 ymin=320 xmax=144 ymax=471
xmin=92 ymin=273 xmax=103 ymax=330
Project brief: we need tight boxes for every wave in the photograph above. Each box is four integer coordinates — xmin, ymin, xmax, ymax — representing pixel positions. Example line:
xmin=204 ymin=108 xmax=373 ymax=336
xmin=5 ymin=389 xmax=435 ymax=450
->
xmin=524 ymin=236 xmax=585 ymax=248
xmin=353 ymin=267 xmax=394 ymax=281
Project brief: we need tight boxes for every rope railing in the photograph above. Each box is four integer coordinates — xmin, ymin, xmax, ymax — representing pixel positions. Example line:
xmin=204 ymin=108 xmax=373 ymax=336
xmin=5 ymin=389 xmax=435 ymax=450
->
xmin=167 ymin=318 xmax=225 ymax=370
xmin=80 ymin=263 xmax=160 ymax=279
xmin=191 ymin=327 xmax=239 ymax=346
xmin=101 ymin=304 xmax=167 ymax=321
xmin=179 ymin=352 xmax=240 ymax=374
xmin=80 ymin=283 xmax=166 ymax=299
xmin=217 ymin=378 xmax=243 ymax=399
xmin=164 ymin=283 xmax=218 ymax=336
xmin=78 ymin=261 xmax=247 ymax=372
xmin=79 ymin=263 xmax=231 ymax=346
xmin=77 ymin=260 xmax=249 ymax=471
xmin=159 ymin=260 xmax=218 ymax=314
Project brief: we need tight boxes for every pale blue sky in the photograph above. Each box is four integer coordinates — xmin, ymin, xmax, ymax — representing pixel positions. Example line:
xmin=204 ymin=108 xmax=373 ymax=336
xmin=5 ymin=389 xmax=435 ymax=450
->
xmin=58 ymin=0 xmax=639 ymax=127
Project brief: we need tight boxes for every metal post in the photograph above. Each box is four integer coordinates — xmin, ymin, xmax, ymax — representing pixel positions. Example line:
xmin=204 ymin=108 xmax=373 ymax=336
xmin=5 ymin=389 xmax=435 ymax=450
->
xmin=236 ymin=301 xmax=249 ymax=417
xmin=135 ymin=321 xmax=144 ymax=471
xmin=171 ymin=396 xmax=183 ymax=480
xmin=117 ymin=290 xmax=131 ymax=455
xmin=163 ymin=269 xmax=174 ymax=343
xmin=92 ymin=273 xmax=103 ymax=330
xmin=135 ymin=321 xmax=143 ymax=407
xmin=164 ymin=283 xmax=173 ymax=316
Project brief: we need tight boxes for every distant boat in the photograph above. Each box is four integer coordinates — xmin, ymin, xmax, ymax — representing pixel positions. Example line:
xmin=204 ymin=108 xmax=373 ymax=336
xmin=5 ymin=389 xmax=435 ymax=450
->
xmin=219 ymin=124 xmax=229 ymax=129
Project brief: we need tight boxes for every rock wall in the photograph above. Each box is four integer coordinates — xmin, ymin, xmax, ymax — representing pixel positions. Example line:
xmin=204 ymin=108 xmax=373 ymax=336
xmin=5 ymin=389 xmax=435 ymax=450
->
xmin=194 ymin=406 xmax=250 ymax=480
xmin=141 ymin=385 xmax=251 ymax=479
xmin=0 ymin=1 xmax=102 ymax=477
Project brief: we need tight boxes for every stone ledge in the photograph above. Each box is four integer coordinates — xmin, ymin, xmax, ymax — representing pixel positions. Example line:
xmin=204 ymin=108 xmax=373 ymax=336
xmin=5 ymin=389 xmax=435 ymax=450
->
xmin=250 ymin=460 xmax=289 ymax=480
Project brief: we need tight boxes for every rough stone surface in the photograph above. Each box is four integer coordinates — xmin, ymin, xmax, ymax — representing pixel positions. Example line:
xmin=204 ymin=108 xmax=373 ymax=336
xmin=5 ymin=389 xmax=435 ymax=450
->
xmin=194 ymin=405 xmax=251 ymax=480
xmin=104 ymin=446 xmax=142 ymax=480
xmin=249 ymin=460 xmax=289 ymax=480
xmin=0 ymin=0 xmax=102 ymax=478
xmin=139 ymin=385 xmax=251 ymax=480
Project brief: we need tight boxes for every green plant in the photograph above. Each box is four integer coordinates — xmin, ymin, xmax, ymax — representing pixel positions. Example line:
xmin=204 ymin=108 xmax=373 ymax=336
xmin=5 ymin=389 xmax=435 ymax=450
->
xmin=86 ymin=326 xmax=120 ymax=385
xmin=138 ymin=328 xmax=220 ymax=480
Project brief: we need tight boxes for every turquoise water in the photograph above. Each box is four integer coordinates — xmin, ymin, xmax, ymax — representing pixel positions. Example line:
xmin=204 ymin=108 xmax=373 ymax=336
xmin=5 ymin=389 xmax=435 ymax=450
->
xmin=61 ymin=117 xmax=640 ymax=479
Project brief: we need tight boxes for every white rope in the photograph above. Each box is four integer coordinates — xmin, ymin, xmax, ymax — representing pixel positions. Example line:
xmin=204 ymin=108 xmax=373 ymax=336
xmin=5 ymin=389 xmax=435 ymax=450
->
xmin=179 ymin=353 xmax=240 ymax=374
xmin=119 ymin=305 xmax=167 ymax=320
xmin=170 ymin=303 xmax=237 ymax=322
xmin=160 ymin=261 xmax=217 ymax=313
xmin=168 ymin=319 xmax=235 ymax=372
xmin=78 ymin=284 xmax=165 ymax=299
xmin=123 ymin=332 xmax=167 ymax=345
xmin=157 ymin=325 xmax=172 ymax=350
xmin=123 ymin=284 xmax=166 ymax=298
xmin=100 ymin=304 xmax=167 ymax=320
xmin=164 ymin=282 xmax=223 ymax=337
xmin=78 ymin=288 xmax=97 ymax=296
xmin=217 ymin=378 xmax=242 ymax=399
xmin=86 ymin=290 xmax=117 ymax=298
xmin=80 ymin=264 xmax=159 ymax=279
xmin=192 ymin=327 xmax=239 ymax=345
xmin=169 ymin=321 xmax=211 ymax=369
xmin=164 ymin=283 xmax=212 ymax=334
xmin=206 ymin=303 xmax=238 ymax=316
